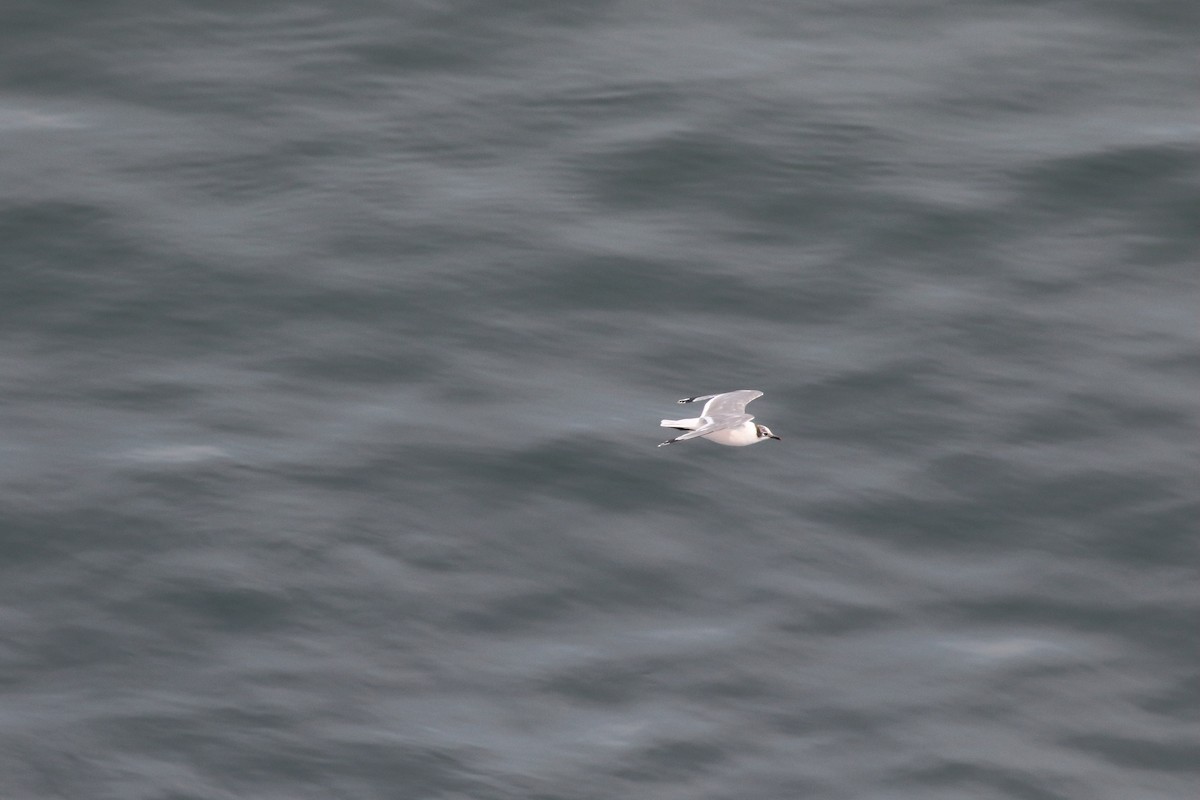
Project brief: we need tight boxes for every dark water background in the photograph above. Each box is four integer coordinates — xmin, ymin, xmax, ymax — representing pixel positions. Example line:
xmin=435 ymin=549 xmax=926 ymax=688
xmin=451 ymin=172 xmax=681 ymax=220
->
xmin=2 ymin=1 xmax=1197 ymax=798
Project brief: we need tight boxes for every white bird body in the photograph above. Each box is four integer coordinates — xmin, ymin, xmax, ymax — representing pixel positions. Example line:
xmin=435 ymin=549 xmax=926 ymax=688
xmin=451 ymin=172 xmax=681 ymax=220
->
xmin=659 ymin=416 xmax=762 ymax=446
xmin=658 ymin=390 xmax=780 ymax=448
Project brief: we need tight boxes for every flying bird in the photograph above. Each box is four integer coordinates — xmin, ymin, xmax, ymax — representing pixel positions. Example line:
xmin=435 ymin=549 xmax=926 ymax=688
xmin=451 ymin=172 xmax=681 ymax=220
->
xmin=658 ymin=390 xmax=780 ymax=447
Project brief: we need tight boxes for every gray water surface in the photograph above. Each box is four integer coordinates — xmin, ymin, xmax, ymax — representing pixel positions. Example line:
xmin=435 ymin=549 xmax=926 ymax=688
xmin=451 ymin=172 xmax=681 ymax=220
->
xmin=1 ymin=2 xmax=1197 ymax=798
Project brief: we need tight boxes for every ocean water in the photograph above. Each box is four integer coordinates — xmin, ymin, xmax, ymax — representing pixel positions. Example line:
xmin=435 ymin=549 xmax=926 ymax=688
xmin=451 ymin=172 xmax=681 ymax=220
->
xmin=1 ymin=1 xmax=1197 ymax=798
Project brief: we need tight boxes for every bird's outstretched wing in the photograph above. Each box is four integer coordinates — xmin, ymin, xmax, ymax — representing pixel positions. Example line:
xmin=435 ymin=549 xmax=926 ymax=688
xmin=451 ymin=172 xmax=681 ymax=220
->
xmin=657 ymin=414 xmax=753 ymax=446
xmin=700 ymin=390 xmax=763 ymax=417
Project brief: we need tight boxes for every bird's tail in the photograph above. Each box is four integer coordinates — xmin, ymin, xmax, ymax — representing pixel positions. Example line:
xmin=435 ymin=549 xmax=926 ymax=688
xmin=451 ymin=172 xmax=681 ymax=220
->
xmin=660 ymin=417 xmax=702 ymax=430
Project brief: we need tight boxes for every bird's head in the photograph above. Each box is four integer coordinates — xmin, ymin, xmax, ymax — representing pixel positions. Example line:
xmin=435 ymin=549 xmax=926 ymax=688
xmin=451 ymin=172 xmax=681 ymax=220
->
xmin=756 ymin=424 xmax=781 ymax=441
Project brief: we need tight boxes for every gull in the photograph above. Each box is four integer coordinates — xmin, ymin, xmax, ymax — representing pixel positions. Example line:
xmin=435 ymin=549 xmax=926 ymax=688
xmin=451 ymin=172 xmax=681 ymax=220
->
xmin=658 ymin=390 xmax=780 ymax=447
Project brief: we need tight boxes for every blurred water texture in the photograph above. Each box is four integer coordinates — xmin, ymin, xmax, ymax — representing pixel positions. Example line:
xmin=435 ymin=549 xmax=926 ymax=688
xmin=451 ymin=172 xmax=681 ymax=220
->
xmin=0 ymin=1 xmax=1197 ymax=798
